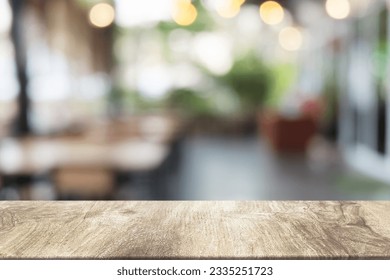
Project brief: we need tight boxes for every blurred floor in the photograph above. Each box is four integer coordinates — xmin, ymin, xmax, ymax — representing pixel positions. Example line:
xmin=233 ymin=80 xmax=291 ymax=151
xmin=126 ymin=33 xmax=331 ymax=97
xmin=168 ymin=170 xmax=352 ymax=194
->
xmin=2 ymin=135 xmax=390 ymax=201
xmin=176 ymin=136 xmax=390 ymax=200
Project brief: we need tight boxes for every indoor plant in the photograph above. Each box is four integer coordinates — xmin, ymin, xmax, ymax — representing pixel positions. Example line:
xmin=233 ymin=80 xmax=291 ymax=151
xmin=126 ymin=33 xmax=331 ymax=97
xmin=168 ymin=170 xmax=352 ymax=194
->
xmin=258 ymin=63 xmax=322 ymax=153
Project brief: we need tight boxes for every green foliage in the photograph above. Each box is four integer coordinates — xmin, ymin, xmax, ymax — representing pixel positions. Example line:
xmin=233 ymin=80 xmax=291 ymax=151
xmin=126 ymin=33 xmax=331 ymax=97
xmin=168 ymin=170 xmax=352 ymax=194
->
xmin=220 ymin=52 xmax=272 ymax=111
xmin=75 ymin=0 xmax=113 ymax=9
xmin=166 ymin=88 xmax=215 ymax=116
xmin=108 ymin=87 xmax=164 ymax=114
xmin=266 ymin=63 xmax=297 ymax=108
xmin=373 ymin=40 xmax=388 ymax=84
xmin=336 ymin=173 xmax=390 ymax=195
xmin=109 ymin=0 xmax=298 ymax=115
xmin=157 ymin=1 xmax=215 ymax=33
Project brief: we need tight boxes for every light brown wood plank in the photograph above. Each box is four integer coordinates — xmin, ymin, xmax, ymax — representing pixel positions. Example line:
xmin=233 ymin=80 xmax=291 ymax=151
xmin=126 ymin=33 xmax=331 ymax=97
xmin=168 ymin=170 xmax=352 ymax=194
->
xmin=0 ymin=201 xmax=389 ymax=259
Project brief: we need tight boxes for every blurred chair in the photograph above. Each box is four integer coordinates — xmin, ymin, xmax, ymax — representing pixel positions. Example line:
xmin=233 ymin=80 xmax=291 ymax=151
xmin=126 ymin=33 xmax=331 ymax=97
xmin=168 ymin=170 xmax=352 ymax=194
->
xmin=53 ymin=167 xmax=115 ymax=200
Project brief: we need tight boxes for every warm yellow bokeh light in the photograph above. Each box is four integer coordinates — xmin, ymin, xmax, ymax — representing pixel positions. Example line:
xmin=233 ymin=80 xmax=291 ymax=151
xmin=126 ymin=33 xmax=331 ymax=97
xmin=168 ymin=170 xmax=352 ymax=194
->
xmin=216 ymin=0 xmax=245 ymax=19
xmin=259 ymin=1 xmax=284 ymax=25
xmin=279 ymin=27 xmax=303 ymax=51
xmin=172 ymin=0 xmax=198 ymax=26
xmin=89 ymin=3 xmax=115 ymax=28
xmin=325 ymin=0 xmax=350 ymax=20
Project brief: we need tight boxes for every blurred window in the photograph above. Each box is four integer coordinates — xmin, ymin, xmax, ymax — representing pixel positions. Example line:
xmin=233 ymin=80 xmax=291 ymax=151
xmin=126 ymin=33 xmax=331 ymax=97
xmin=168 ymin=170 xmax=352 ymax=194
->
xmin=21 ymin=3 xmax=110 ymax=134
xmin=0 ymin=0 xmax=18 ymax=135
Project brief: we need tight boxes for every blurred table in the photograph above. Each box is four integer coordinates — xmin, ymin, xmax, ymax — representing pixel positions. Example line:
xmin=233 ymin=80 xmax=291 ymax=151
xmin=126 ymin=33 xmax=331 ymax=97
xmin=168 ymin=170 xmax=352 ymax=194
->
xmin=0 ymin=114 xmax=182 ymax=176
xmin=84 ymin=114 xmax=183 ymax=144
xmin=0 ymin=114 xmax=184 ymax=199
xmin=0 ymin=137 xmax=169 ymax=176
xmin=0 ymin=201 xmax=389 ymax=259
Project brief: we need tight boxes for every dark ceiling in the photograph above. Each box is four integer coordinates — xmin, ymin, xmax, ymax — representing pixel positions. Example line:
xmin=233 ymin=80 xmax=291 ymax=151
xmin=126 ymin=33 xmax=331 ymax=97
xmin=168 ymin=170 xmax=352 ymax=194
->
xmin=245 ymin=0 xmax=293 ymax=9
xmin=244 ymin=0 xmax=324 ymax=21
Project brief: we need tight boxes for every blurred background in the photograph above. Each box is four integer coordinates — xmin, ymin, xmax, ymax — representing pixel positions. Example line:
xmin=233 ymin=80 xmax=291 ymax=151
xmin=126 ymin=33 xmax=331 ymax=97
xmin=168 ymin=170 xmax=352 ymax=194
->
xmin=1 ymin=0 xmax=390 ymax=200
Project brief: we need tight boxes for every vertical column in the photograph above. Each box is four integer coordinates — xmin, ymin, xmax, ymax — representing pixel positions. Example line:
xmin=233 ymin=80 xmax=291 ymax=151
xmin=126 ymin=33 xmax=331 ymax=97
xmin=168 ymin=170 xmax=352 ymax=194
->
xmin=10 ymin=0 xmax=31 ymax=136
xmin=365 ymin=10 xmax=379 ymax=152
xmin=337 ymin=22 xmax=354 ymax=151
xmin=386 ymin=3 xmax=390 ymax=163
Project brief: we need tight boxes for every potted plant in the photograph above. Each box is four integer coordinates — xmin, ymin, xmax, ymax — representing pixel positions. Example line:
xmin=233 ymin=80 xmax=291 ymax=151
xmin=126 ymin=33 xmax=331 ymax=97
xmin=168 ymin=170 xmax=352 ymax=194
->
xmin=260 ymin=98 xmax=323 ymax=153
xmin=259 ymin=63 xmax=322 ymax=153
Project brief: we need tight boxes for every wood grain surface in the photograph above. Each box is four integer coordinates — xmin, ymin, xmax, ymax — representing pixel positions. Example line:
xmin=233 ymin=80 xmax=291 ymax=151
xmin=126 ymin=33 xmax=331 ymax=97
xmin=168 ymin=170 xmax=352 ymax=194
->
xmin=0 ymin=201 xmax=389 ymax=259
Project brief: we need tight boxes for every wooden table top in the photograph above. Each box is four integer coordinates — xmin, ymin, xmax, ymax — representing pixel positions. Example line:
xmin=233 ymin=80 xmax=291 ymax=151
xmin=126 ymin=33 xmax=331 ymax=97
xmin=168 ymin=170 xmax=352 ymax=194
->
xmin=0 ymin=201 xmax=389 ymax=259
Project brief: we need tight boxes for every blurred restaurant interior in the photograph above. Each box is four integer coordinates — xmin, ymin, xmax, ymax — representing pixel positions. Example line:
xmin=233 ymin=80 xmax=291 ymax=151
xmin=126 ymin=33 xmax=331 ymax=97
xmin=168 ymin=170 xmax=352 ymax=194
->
xmin=1 ymin=0 xmax=390 ymax=200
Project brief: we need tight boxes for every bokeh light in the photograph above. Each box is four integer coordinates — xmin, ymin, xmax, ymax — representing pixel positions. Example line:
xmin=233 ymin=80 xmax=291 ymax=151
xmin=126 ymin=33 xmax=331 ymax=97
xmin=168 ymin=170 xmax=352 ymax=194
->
xmin=278 ymin=27 xmax=303 ymax=51
xmin=325 ymin=0 xmax=350 ymax=20
xmin=172 ymin=0 xmax=198 ymax=26
xmin=259 ymin=1 xmax=284 ymax=25
xmin=192 ymin=33 xmax=233 ymax=75
xmin=115 ymin=0 xmax=173 ymax=27
xmin=0 ymin=0 xmax=12 ymax=34
xmin=216 ymin=0 xmax=245 ymax=19
xmin=89 ymin=3 xmax=115 ymax=28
